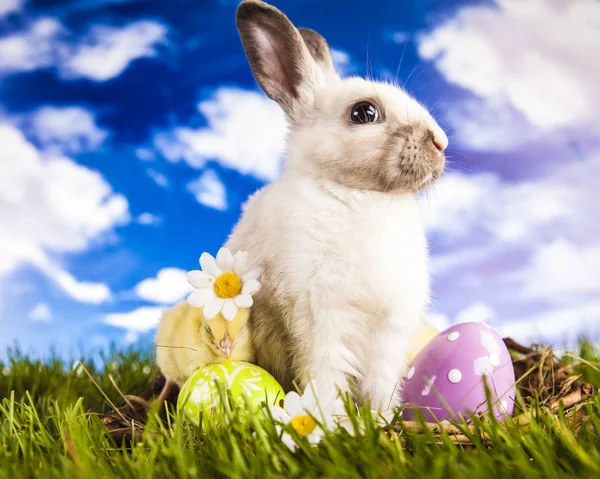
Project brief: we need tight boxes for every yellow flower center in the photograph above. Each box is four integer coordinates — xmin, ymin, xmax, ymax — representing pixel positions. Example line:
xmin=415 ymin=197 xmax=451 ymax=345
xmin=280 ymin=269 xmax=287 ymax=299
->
xmin=290 ymin=415 xmax=317 ymax=436
xmin=213 ymin=272 xmax=242 ymax=299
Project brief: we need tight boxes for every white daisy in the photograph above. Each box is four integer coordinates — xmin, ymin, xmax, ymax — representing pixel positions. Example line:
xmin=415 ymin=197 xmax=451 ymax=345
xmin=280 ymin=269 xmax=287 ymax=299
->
xmin=268 ymin=381 xmax=342 ymax=450
xmin=186 ymin=248 xmax=262 ymax=320
xmin=266 ymin=384 xmax=395 ymax=446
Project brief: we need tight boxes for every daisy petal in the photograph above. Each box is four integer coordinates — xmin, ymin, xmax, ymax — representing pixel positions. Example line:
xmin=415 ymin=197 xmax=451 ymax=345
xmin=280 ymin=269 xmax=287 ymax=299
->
xmin=186 ymin=270 xmax=212 ymax=289
xmin=203 ymin=297 xmax=224 ymax=319
xmin=284 ymin=391 xmax=303 ymax=418
xmin=335 ymin=416 xmax=356 ymax=436
xmin=222 ymin=299 xmax=238 ymax=321
xmin=242 ymin=265 xmax=263 ymax=282
xmin=234 ymin=294 xmax=253 ymax=308
xmin=216 ymin=248 xmax=234 ymax=272
xmin=186 ymin=288 xmax=215 ymax=307
xmin=268 ymin=406 xmax=290 ymax=423
xmin=323 ymin=415 xmax=338 ymax=431
xmin=241 ymin=279 xmax=261 ymax=295
xmin=233 ymin=251 xmax=248 ymax=276
xmin=302 ymin=382 xmax=319 ymax=414
xmin=200 ymin=252 xmax=221 ymax=278
xmin=377 ymin=409 xmax=396 ymax=425
xmin=281 ymin=432 xmax=297 ymax=451
xmin=332 ymin=398 xmax=346 ymax=417
xmin=307 ymin=429 xmax=324 ymax=444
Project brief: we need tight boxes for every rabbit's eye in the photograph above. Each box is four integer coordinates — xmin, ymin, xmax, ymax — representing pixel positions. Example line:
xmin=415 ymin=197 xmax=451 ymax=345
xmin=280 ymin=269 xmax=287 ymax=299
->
xmin=350 ymin=102 xmax=379 ymax=124
xmin=204 ymin=324 xmax=213 ymax=336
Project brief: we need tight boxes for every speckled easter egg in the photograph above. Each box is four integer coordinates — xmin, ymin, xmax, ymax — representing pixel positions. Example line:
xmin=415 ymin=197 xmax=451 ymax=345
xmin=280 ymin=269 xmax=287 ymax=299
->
xmin=402 ymin=322 xmax=516 ymax=423
xmin=178 ymin=361 xmax=285 ymax=424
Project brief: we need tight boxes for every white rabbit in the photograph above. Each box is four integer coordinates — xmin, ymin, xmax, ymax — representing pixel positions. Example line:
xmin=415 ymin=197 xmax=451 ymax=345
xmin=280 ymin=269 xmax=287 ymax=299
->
xmin=226 ymin=0 xmax=448 ymax=411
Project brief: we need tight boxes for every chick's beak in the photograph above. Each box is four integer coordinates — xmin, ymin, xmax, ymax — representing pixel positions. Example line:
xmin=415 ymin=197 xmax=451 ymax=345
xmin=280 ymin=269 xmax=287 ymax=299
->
xmin=219 ymin=337 xmax=234 ymax=358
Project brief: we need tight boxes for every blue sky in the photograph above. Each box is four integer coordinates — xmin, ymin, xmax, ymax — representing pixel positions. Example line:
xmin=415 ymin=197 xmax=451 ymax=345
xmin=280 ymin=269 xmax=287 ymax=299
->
xmin=1 ymin=0 xmax=599 ymax=361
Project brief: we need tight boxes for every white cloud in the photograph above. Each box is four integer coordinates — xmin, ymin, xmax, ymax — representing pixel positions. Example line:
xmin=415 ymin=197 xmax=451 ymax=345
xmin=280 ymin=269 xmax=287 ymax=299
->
xmin=49 ymin=264 xmax=111 ymax=303
xmin=136 ymin=212 xmax=161 ymax=226
xmin=61 ymin=21 xmax=167 ymax=81
xmin=521 ymin=240 xmax=600 ymax=303
xmin=0 ymin=0 xmax=23 ymax=17
xmin=424 ymin=152 xmax=598 ymax=246
xmin=27 ymin=106 xmax=108 ymax=153
xmin=422 ymin=150 xmax=600 ymax=341
xmin=136 ymin=148 xmax=156 ymax=161
xmin=187 ymin=169 xmax=227 ymax=211
xmin=146 ymin=168 xmax=169 ymax=188
xmin=436 ymin=97 xmax=537 ymax=152
xmin=0 ymin=123 xmax=128 ymax=303
xmin=391 ymin=32 xmax=409 ymax=44
xmin=0 ymin=18 xmax=65 ymax=73
xmin=154 ymin=88 xmax=287 ymax=181
xmin=498 ymin=300 xmax=600 ymax=345
xmin=124 ymin=330 xmax=139 ymax=343
xmin=105 ymin=306 xmax=165 ymax=332
xmin=455 ymin=301 xmax=495 ymax=325
xmin=422 ymin=172 xmax=493 ymax=239
xmin=0 ymin=18 xmax=167 ymax=81
xmin=330 ymin=48 xmax=360 ymax=77
xmin=330 ymin=48 xmax=350 ymax=67
xmin=134 ymin=267 xmax=192 ymax=304
xmin=425 ymin=312 xmax=450 ymax=331
xmin=418 ymin=0 xmax=600 ymax=149
xmin=29 ymin=302 xmax=52 ymax=323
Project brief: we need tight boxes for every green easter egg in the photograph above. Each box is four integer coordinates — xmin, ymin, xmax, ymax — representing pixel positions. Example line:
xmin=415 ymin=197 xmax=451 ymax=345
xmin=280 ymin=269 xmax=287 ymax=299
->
xmin=177 ymin=361 xmax=285 ymax=424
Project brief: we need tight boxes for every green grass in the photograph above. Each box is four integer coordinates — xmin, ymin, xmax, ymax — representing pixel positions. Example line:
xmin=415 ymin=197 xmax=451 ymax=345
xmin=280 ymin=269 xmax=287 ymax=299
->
xmin=1 ymin=342 xmax=599 ymax=479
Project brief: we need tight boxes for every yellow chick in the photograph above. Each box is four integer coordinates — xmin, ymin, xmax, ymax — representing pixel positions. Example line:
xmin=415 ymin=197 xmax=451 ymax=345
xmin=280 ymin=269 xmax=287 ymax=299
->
xmin=407 ymin=321 xmax=439 ymax=364
xmin=153 ymin=300 xmax=254 ymax=402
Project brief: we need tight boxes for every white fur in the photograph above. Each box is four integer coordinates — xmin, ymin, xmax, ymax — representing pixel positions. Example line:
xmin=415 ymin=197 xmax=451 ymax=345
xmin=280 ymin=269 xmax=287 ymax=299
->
xmin=230 ymin=0 xmax=445 ymax=410
xmin=227 ymin=173 xmax=429 ymax=409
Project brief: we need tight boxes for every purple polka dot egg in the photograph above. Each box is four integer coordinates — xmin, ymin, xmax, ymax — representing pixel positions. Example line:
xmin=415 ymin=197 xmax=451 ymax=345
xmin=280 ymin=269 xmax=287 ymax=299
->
xmin=402 ymin=322 xmax=516 ymax=423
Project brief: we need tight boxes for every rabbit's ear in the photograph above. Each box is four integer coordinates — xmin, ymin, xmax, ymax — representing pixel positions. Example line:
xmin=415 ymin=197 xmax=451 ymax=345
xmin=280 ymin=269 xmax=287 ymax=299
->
xmin=298 ymin=28 xmax=336 ymax=75
xmin=236 ymin=0 xmax=315 ymax=113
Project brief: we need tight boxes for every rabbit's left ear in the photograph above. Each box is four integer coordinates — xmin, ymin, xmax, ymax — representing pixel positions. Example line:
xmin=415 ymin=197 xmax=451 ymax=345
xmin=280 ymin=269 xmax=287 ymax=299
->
xmin=236 ymin=0 xmax=317 ymax=115
xmin=298 ymin=28 xmax=337 ymax=76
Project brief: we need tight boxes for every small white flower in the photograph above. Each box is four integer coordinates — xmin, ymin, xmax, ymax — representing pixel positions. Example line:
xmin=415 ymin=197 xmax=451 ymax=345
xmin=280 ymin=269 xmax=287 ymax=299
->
xmin=186 ymin=248 xmax=262 ymax=321
xmin=268 ymin=381 xmax=342 ymax=450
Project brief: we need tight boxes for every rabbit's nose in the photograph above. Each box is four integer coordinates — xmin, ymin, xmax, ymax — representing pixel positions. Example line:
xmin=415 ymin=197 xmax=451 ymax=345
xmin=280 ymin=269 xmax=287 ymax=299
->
xmin=429 ymin=128 xmax=448 ymax=152
xmin=432 ymin=137 xmax=445 ymax=152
